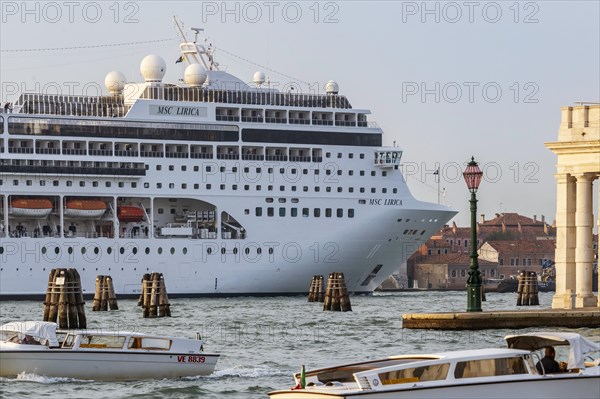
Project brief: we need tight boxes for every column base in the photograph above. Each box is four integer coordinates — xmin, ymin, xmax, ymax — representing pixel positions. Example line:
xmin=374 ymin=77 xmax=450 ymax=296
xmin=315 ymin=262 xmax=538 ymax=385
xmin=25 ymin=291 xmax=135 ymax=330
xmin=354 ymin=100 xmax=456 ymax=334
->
xmin=575 ymin=294 xmax=598 ymax=308
xmin=552 ymin=291 xmax=575 ymax=309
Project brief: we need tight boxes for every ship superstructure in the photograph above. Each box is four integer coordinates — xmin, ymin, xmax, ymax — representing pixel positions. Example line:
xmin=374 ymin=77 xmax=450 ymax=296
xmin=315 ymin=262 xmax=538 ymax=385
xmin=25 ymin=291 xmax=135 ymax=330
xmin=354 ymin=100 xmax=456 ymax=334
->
xmin=0 ymin=19 xmax=456 ymax=297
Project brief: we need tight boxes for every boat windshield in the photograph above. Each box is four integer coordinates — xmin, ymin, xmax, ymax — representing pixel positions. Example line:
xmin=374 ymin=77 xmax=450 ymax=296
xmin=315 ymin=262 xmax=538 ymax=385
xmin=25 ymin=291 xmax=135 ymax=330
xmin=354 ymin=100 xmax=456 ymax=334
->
xmin=312 ymin=358 xmax=432 ymax=384
xmin=454 ymin=356 xmax=528 ymax=379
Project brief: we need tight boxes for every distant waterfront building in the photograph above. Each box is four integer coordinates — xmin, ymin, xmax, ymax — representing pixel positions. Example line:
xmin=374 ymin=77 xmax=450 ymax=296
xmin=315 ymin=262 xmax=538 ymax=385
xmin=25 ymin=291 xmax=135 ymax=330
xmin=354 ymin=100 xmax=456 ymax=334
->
xmin=414 ymin=253 xmax=497 ymax=290
xmin=546 ymin=103 xmax=600 ymax=309
xmin=478 ymin=240 xmax=556 ymax=279
xmin=405 ymin=212 xmax=556 ymax=288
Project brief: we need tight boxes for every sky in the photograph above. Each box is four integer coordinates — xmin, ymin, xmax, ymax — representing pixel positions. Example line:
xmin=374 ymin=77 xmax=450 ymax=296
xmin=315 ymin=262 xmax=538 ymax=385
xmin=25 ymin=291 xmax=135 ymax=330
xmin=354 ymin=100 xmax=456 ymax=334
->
xmin=1 ymin=0 xmax=599 ymax=227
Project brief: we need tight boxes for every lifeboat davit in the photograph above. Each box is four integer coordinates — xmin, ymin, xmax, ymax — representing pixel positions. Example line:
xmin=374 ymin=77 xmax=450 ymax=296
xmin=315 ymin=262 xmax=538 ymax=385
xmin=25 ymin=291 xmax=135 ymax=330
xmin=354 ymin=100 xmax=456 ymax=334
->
xmin=117 ymin=206 xmax=145 ymax=223
xmin=9 ymin=198 xmax=53 ymax=218
xmin=64 ymin=199 xmax=107 ymax=219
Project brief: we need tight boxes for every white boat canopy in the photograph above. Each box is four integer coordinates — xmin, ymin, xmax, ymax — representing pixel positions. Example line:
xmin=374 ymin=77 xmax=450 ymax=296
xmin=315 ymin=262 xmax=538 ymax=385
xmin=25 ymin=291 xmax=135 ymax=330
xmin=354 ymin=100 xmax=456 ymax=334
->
xmin=505 ymin=332 xmax=600 ymax=370
xmin=1 ymin=321 xmax=59 ymax=347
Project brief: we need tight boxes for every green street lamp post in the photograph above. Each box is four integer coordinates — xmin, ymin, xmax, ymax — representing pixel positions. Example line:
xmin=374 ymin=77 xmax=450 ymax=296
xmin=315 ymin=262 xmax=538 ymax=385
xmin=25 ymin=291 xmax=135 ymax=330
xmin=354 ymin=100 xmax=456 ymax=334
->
xmin=463 ymin=157 xmax=483 ymax=312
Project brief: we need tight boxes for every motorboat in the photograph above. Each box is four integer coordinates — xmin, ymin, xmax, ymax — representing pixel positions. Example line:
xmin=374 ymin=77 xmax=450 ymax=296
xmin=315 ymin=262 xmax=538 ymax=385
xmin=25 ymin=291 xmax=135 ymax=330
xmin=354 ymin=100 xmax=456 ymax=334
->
xmin=268 ymin=332 xmax=599 ymax=399
xmin=0 ymin=321 xmax=219 ymax=380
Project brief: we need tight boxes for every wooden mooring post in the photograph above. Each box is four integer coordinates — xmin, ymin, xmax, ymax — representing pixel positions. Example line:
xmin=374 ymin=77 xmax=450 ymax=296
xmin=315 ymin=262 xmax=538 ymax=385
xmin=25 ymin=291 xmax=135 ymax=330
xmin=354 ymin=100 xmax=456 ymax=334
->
xmin=323 ymin=272 xmax=352 ymax=312
xmin=307 ymin=275 xmax=324 ymax=302
xmin=43 ymin=268 xmax=86 ymax=329
xmin=138 ymin=272 xmax=171 ymax=318
xmin=92 ymin=275 xmax=119 ymax=311
xmin=517 ymin=271 xmax=539 ymax=306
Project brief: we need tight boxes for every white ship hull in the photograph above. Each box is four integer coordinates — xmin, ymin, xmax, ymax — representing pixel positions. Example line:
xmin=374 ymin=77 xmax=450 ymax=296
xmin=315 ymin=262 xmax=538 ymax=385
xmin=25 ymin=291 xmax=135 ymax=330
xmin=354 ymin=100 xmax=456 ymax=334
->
xmin=0 ymin=205 xmax=454 ymax=297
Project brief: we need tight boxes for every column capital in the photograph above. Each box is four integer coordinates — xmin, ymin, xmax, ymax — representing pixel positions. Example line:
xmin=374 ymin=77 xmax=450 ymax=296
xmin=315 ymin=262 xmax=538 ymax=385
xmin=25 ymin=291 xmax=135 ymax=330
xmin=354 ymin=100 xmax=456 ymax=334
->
xmin=574 ymin=173 xmax=594 ymax=182
xmin=554 ymin=173 xmax=575 ymax=184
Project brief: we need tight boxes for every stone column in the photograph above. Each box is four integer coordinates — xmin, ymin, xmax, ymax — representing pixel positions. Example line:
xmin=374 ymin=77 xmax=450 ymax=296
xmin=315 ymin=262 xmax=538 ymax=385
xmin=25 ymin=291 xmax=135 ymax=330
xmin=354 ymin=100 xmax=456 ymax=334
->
xmin=575 ymin=173 xmax=597 ymax=307
xmin=552 ymin=174 xmax=577 ymax=309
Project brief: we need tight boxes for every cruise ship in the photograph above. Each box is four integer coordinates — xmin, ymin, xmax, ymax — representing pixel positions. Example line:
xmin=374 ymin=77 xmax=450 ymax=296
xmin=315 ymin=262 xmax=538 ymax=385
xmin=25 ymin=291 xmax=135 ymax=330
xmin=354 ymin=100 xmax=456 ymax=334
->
xmin=0 ymin=19 xmax=457 ymax=298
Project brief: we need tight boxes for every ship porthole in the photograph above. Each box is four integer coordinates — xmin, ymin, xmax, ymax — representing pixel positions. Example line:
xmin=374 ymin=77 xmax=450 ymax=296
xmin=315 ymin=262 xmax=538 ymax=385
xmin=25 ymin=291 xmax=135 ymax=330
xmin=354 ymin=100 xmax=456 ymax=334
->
xmin=68 ymin=247 xmax=73 ymax=254
xmin=245 ymin=248 xmax=250 ymax=255
xmin=207 ymin=247 xmax=212 ymax=255
xmin=145 ymin=247 xmax=150 ymax=255
xmin=81 ymin=247 xmax=86 ymax=255
xmin=41 ymin=247 xmax=47 ymax=254
xmin=120 ymin=247 xmax=125 ymax=255
xmin=0 ymin=247 xmax=4 ymax=255
xmin=268 ymin=247 xmax=273 ymax=255
xmin=221 ymin=247 xmax=226 ymax=255
xmin=107 ymin=247 xmax=112 ymax=254
xmin=183 ymin=247 xmax=187 ymax=255
xmin=94 ymin=247 xmax=99 ymax=255
xmin=233 ymin=248 xmax=238 ymax=254
xmin=132 ymin=247 xmax=138 ymax=255
xmin=54 ymin=247 xmax=60 ymax=255
xmin=158 ymin=247 xmax=163 ymax=255
xmin=257 ymin=248 xmax=262 ymax=254
xmin=170 ymin=247 xmax=175 ymax=255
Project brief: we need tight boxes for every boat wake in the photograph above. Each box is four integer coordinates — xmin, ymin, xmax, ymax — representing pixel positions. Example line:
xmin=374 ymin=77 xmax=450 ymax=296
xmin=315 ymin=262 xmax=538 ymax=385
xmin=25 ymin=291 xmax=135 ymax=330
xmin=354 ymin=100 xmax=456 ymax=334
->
xmin=5 ymin=372 xmax=91 ymax=384
xmin=207 ymin=365 xmax=288 ymax=379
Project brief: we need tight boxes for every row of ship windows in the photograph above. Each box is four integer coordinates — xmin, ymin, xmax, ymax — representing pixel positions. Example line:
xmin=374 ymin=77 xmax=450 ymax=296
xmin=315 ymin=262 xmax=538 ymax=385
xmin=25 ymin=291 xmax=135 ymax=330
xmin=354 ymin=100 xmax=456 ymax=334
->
xmin=0 ymin=245 xmax=276 ymax=258
xmin=1 ymin=179 xmax=399 ymax=194
xmin=158 ymin=164 xmax=387 ymax=177
xmin=247 ymin=207 xmax=354 ymax=218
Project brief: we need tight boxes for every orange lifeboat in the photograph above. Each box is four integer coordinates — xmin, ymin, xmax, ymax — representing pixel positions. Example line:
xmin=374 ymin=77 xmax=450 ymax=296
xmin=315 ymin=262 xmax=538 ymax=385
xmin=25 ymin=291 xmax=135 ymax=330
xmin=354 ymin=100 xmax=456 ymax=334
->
xmin=64 ymin=199 xmax=107 ymax=219
xmin=117 ymin=205 xmax=145 ymax=223
xmin=9 ymin=198 xmax=53 ymax=218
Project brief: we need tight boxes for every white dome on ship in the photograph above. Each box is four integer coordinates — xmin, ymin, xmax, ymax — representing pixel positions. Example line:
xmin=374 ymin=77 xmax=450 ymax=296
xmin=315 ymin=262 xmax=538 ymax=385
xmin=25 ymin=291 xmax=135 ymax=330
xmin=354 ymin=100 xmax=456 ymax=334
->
xmin=253 ymin=71 xmax=266 ymax=86
xmin=140 ymin=54 xmax=166 ymax=83
xmin=104 ymin=71 xmax=126 ymax=95
xmin=325 ymin=80 xmax=339 ymax=94
xmin=184 ymin=63 xmax=207 ymax=87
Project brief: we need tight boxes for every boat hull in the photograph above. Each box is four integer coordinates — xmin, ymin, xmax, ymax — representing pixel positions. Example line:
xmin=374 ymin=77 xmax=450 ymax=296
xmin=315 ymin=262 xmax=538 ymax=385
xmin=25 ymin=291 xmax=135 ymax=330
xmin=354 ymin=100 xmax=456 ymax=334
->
xmin=269 ymin=374 xmax=600 ymax=399
xmin=0 ymin=349 xmax=219 ymax=380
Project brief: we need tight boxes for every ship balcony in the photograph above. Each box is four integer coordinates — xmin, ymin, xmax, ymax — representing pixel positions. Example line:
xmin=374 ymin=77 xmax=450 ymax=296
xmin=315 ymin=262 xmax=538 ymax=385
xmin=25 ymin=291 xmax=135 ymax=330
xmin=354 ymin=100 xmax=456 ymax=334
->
xmin=217 ymin=153 xmax=239 ymax=160
xmin=0 ymin=159 xmax=147 ymax=176
xmin=190 ymin=152 xmax=213 ymax=159
xmin=241 ymin=116 xmax=264 ymax=123
xmin=140 ymin=151 xmax=163 ymax=158
xmin=265 ymin=117 xmax=287 ymax=124
xmin=115 ymin=150 xmax=139 ymax=157
xmin=241 ymin=154 xmax=265 ymax=161
xmin=312 ymin=119 xmax=334 ymax=126
xmin=63 ymin=149 xmax=87 ymax=155
xmin=8 ymin=147 xmax=34 ymax=154
xmin=36 ymin=148 xmax=61 ymax=155
xmin=216 ymin=115 xmax=240 ymax=122
xmin=90 ymin=149 xmax=114 ymax=156
xmin=289 ymin=118 xmax=310 ymax=125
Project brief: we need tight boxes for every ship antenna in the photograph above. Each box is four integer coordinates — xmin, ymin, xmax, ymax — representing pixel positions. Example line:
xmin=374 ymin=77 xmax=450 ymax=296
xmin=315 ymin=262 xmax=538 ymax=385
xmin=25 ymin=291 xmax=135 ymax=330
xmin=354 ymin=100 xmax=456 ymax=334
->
xmin=190 ymin=27 xmax=203 ymax=44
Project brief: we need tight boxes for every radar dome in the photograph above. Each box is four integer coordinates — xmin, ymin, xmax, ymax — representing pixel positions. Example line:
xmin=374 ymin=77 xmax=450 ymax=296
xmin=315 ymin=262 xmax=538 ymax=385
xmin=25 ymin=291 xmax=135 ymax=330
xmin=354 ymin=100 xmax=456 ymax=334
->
xmin=325 ymin=80 xmax=339 ymax=94
xmin=184 ymin=64 xmax=207 ymax=87
xmin=140 ymin=54 xmax=166 ymax=83
xmin=253 ymin=71 xmax=266 ymax=86
xmin=104 ymin=71 xmax=126 ymax=95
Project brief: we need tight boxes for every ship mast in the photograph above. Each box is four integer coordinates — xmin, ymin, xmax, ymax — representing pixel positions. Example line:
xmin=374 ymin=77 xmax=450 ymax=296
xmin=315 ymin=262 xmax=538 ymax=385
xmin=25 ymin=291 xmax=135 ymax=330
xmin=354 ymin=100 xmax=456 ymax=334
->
xmin=172 ymin=16 xmax=220 ymax=71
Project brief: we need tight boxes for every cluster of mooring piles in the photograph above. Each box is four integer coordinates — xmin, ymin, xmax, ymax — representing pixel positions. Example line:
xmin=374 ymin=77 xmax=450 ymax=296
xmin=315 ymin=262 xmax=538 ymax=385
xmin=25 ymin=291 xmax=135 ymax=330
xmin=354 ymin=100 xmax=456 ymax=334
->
xmin=307 ymin=275 xmax=325 ymax=302
xmin=43 ymin=268 xmax=86 ymax=328
xmin=138 ymin=273 xmax=171 ymax=317
xmin=517 ymin=271 xmax=540 ymax=306
xmin=92 ymin=275 xmax=118 ymax=311
xmin=319 ymin=272 xmax=352 ymax=312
